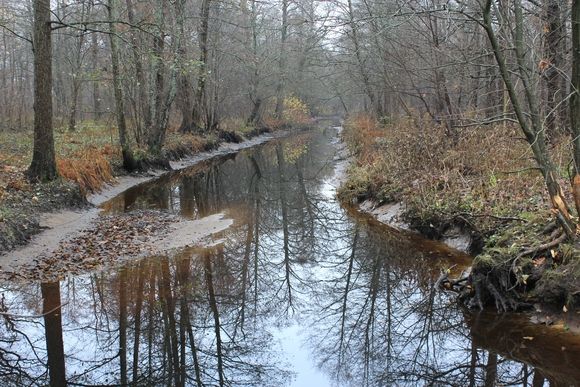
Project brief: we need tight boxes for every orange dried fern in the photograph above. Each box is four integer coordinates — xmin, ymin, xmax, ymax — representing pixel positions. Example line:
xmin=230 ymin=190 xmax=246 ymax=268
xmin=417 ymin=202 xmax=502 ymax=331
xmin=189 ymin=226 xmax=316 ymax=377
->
xmin=57 ymin=147 xmax=115 ymax=194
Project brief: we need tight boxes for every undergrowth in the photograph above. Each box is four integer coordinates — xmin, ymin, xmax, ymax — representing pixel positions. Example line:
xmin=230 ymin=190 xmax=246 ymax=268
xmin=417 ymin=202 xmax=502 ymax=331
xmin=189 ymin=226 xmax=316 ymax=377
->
xmin=339 ymin=114 xmax=558 ymax=237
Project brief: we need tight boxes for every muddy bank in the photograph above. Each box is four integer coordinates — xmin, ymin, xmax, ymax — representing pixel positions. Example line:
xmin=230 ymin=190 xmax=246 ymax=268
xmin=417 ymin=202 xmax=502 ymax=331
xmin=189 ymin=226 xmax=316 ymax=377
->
xmin=349 ymin=199 xmax=480 ymax=254
xmin=332 ymin=126 xmax=478 ymax=254
xmin=1 ymin=211 xmax=233 ymax=282
xmin=0 ymin=130 xmax=288 ymax=272
xmin=0 ymin=179 xmax=87 ymax=253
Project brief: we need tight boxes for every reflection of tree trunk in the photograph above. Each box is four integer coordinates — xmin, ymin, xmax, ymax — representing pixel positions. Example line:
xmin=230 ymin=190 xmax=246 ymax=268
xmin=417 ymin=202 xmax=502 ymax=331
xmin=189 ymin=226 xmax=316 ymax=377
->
xmin=337 ymin=227 xmax=358 ymax=370
xmin=41 ymin=282 xmax=67 ymax=387
xmin=160 ymin=259 xmax=182 ymax=387
xmin=363 ymin=251 xmax=381 ymax=382
xmin=276 ymin=144 xmax=293 ymax=308
xmin=132 ymin=262 xmax=148 ymax=386
xmin=147 ymin=268 xmax=156 ymax=379
xmin=249 ymin=156 xmax=262 ymax=311
xmin=532 ymin=368 xmax=546 ymax=386
xmin=119 ymin=268 xmax=128 ymax=385
xmin=178 ymin=275 xmax=186 ymax=386
xmin=176 ymin=256 xmax=203 ymax=386
xmin=204 ymin=251 xmax=225 ymax=386
xmin=468 ymin=341 xmax=477 ymax=387
xmin=238 ymin=208 xmax=254 ymax=334
xmin=185 ymin=316 xmax=203 ymax=387
xmin=297 ymin=163 xmax=315 ymax=253
xmin=180 ymin=176 xmax=196 ymax=217
xmin=193 ymin=174 xmax=209 ymax=216
xmin=484 ymin=352 xmax=497 ymax=387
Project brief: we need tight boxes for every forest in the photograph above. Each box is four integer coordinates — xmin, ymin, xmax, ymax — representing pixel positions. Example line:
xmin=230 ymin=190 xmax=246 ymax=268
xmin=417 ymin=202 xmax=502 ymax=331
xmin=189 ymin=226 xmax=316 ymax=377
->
xmin=1 ymin=0 xmax=580 ymax=385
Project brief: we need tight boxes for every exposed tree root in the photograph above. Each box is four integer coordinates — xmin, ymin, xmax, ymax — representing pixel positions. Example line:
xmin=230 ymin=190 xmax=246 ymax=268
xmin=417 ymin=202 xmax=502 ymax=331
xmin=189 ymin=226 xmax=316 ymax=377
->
xmin=440 ymin=227 xmax=570 ymax=312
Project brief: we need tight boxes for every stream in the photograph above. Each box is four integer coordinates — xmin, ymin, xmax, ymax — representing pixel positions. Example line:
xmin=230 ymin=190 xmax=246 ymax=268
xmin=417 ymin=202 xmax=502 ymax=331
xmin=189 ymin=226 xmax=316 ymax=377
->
xmin=1 ymin=127 xmax=579 ymax=386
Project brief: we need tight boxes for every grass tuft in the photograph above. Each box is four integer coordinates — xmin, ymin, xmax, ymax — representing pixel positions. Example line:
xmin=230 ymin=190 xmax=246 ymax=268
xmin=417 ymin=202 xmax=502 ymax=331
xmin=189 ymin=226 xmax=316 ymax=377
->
xmin=57 ymin=147 xmax=115 ymax=194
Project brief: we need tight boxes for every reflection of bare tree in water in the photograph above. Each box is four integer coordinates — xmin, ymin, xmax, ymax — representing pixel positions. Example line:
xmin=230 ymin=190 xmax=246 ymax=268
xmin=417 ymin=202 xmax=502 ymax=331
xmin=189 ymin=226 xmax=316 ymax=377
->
xmin=276 ymin=143 xmax=294 ymax=312
xmin=2 ymin=129 xmax=579 ymax=385
xmin=307 ymin=218 xmax=580 ymax=386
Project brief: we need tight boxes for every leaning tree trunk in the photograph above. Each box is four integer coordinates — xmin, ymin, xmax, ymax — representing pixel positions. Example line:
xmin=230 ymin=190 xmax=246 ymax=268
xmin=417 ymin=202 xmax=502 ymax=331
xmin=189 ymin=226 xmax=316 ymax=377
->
xmin=571 ymin=0 xmax=580 ymax=218
xmin=107 ymin=0 xmax=137 ymax=171
xmin=28 ymin=0 xmax=58 ymax=182
xmin=483 ymin=0 xmax=575 ymax=237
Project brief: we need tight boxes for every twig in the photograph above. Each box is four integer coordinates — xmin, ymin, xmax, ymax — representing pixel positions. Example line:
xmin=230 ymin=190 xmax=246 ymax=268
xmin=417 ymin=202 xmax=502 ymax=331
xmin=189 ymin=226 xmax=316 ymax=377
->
xmin=455 ymin=211 xmax=528 ymax=223
xmin=0 ymin=302 xmax=68 ymax=319
xmin=517 ymin=231 xmax=567 ymax=258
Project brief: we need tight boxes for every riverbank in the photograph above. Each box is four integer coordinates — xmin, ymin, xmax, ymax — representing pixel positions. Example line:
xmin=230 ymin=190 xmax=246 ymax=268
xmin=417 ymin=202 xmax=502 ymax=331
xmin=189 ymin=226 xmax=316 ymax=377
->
xmin=0 ymin=125 xmax=292 ymax=270
xmin=338 ymin=115 xmax=579 ymax=312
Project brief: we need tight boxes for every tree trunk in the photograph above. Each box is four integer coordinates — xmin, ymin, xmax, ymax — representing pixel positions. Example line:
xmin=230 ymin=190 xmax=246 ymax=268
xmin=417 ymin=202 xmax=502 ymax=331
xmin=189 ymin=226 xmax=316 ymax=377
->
xmin=91 ymin=32 xmax=102 ymax=122
xmin=346 ymin=0 xmax=376 ymax=117
xmin=28 ymin=0 xmax=58 ymax=182
xmin=543 ymin=0 xmax=566 ymax=137
xmin=274 ymin=0 xmax=289 ymax=119
xmin=67 ymin=3 xmax=88 ymax=132
xmin=571 ymin=0 xmax=580 ymax=218
xmin=191 ymin=0 xmax=212 ymax=132
xmin=126 ymin=0 xmax=150 ymax=142
xmin=68 ymin=76 xmax=81 ymax=132
xmin=107 ymin=0 xmax=137 ymax=171
xmin=147 ymin=0 xmax=185 ymax=152
xmin=246 ymin=0 xmax=263 ymax=126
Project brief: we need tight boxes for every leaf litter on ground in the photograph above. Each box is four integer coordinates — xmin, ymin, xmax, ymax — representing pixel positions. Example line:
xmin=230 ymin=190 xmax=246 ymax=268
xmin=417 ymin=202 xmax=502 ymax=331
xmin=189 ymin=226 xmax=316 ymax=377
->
xmin=0 ymin=210 xmax=226 ymax=283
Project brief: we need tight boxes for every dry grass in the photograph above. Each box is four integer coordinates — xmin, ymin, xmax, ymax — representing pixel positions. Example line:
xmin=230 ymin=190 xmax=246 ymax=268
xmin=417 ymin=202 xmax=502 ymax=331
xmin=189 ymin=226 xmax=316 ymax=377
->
xmin=57 ymin=147 xmax=115 ymax=194
xmin=340 ymin=113 xmax=574 ymax=234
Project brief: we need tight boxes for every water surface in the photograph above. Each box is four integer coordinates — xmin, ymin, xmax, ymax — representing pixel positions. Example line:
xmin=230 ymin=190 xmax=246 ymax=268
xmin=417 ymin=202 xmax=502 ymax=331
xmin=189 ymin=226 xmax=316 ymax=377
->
xmin=1 ymin=128 xmax=579 ymax=386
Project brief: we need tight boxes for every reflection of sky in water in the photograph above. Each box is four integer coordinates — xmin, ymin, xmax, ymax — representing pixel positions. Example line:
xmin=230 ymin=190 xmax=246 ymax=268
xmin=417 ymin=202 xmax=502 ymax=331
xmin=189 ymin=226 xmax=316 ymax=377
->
xmin=274 ymin=325 xmax=332 ymax=387
xmin=1 ymin=128 xmax=579 ymax=386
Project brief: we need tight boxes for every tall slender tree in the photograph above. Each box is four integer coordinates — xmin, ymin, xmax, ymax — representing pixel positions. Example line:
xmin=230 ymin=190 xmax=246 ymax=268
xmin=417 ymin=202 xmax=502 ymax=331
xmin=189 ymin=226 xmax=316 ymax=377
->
xmin=28 ymin=0 xmax=58 ymax=181
xmin=107 ymin=0 xmax=137 ymax=171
